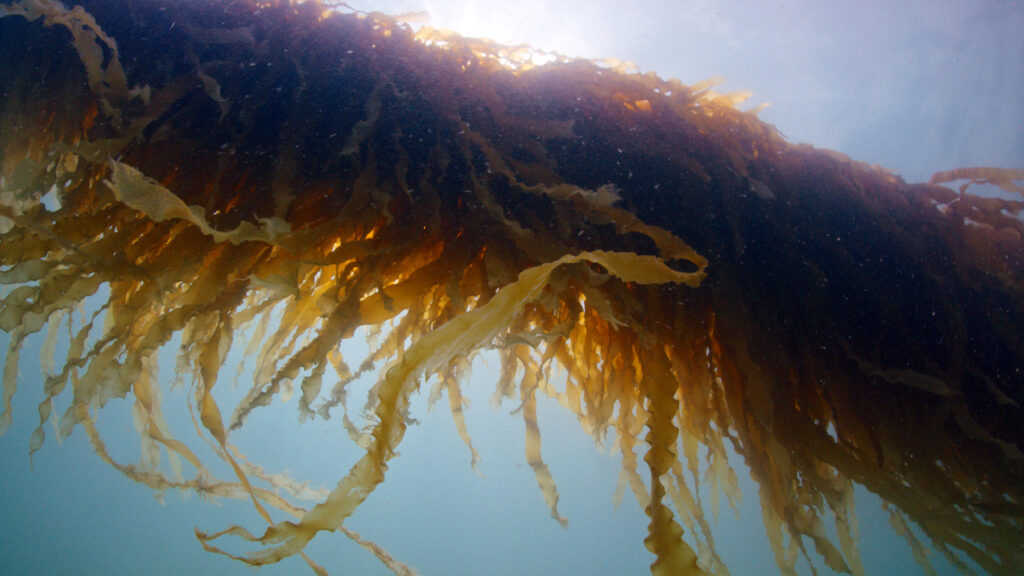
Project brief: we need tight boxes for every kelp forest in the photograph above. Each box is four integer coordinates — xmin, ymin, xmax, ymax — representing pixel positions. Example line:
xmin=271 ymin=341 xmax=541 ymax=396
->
xmin=0 ymin=1 xmax=1022 ymax=574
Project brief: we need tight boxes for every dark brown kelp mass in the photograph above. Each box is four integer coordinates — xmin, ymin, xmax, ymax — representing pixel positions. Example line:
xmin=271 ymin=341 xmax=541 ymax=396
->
xmin=1 ymin=1 xmax=1022 ymax=574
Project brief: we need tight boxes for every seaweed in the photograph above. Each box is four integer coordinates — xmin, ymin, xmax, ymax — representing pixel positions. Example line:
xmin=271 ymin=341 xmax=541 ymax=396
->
xmin=1 ymin=1 xmax=1022 ymax=575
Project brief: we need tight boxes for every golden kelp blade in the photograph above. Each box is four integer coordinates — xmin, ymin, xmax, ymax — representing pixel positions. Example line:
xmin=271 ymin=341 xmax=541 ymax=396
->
xmin=1 ymin=1 xmax=1023 ymax=575
xmin=195 ymin=249 xmax=705 ymax=569
xmin=929 ymin=166 xmax=1024 ymax=196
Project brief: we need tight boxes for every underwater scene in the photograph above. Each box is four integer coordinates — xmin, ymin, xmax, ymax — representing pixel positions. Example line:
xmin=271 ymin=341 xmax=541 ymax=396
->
xmin=1 ymin=1 xmax=1022 ymax=575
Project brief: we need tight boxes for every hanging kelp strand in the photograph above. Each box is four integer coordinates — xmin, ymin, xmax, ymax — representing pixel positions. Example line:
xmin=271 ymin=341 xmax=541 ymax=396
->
xmin=1 ymin=1 xmax=1022 ymax=575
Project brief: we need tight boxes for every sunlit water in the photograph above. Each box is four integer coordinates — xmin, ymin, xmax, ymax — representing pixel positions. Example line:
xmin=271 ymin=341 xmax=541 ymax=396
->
xmin=0 ymin=321 xmax=980 ymax=575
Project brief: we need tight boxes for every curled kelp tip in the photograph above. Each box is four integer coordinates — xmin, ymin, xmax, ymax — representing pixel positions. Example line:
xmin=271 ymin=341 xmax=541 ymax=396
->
xmin=1 ymin=0 xmax=1023 ymax=575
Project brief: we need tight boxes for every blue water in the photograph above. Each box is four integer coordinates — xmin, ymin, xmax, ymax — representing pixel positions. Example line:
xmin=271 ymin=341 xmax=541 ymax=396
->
xmin=0 ymin=324 xmax=982 ymax=575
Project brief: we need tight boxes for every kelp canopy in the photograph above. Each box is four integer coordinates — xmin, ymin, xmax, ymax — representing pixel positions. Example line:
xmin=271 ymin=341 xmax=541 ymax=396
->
xmin=1 ymin=0 xmax=1022 ymax=574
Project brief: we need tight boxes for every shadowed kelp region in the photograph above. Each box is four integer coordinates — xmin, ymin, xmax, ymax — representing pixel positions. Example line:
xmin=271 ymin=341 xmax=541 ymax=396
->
xmin=1 ymin=0 xmax=1023 ymax=574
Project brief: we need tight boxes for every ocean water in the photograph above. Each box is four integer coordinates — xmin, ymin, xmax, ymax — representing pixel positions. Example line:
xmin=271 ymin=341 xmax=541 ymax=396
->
xmin=0 ymin=326 xmax=989 ymax=576
xmin=1 ymin=2 xmax=1022 ymax=576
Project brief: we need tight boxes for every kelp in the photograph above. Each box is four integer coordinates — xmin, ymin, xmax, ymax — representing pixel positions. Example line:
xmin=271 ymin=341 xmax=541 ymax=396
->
xmin=929 ymin=167 xmax=1024 ymax=197
xmin=1 ymin=1 xmax=1022 ymax=575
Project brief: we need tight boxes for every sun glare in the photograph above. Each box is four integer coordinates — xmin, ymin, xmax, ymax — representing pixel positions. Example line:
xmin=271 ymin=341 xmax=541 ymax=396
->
xmin=340 ymin=0 xmax=597 ymax=68
xmin=421 ymin=0 xmax=590 ymax=59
